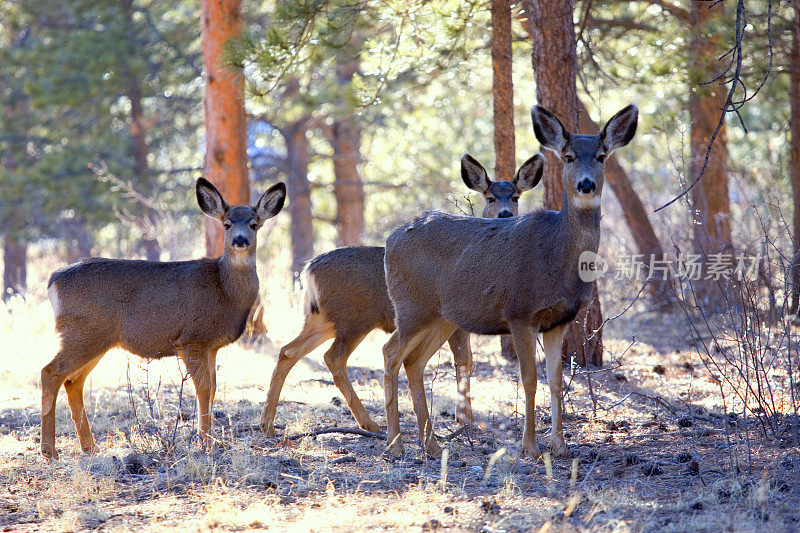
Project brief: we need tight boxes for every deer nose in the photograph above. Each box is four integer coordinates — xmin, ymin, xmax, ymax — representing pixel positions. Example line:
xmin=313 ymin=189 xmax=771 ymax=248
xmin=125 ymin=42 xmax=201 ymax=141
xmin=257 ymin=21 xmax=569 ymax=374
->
xmin=577 ymin=179 xmax=596 ymax=194
xmin=232 ymin=235 xmax=249 ymax=249
xmin=497 ymin=211 xmax=513 ymax=218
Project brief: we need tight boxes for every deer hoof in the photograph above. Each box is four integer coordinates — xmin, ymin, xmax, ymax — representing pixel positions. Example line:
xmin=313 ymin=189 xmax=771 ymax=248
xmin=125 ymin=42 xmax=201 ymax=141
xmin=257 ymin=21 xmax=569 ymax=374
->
xmin=259 ymin=420 xmax=277 ymax=437
xmin=522 ymin=441 xmax=542 ymax=459
xmin=361 ymin=420 xmax=381 ymax=434
xmin=41 ymin=446 xmax=59 ymax=461
xmin=388 ymin=440 xmax=405 ymax=457
xmin=425 ymin=440 xmax=443 ymax=459
xmin=81 ymin=444 xmax=100 ymax=455
xmin=550 ymin=440 xmax=568 ymax=458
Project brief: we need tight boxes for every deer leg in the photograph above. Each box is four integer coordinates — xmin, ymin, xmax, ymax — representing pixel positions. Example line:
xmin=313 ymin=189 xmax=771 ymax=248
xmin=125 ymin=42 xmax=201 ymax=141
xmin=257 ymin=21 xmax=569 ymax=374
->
xmin=383 ymin=329 xmax=425 ymax=456
xmin=259 ymin=314 xmax=334 ymax=435
xmin=207 ymin=350 xmax=218 ymax=433
xmin=323 ymin=332 xmax=379 ymax=433
xmin=182 ymin=349 xmax=214 ymax=446
xmin=447 ymin=328 xmax=474 ymax=426
xmin=405 ymin=321 xmax=457 ymax=458
xmin=41 ymin=330 xmax=112 ymax=459
xmin=510 ymin=321 xmax=540 ymax=458
xmin=63 ymin=358 xmax=102 ymax=454
xmin=542 ymin=324 xmax=567 ymax=457
xmin=41 ymin=359 xmax=64 ymax=460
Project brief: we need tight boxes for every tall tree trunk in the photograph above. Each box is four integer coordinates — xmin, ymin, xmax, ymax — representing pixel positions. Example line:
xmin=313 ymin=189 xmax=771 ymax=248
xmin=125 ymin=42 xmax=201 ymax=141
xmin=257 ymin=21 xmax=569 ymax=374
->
xmin=492 ymin=0 xmax=515 ymax=181
xmin=326 ymin=63 xmax=365 ymax=247
xmin=791 ymin=0 xmax=800 ymax=316
xmin=689 ymin=0 xmax=732 ymax=305
xmin=530 ymin=0 xmax=602 ymax=366
xmin=283 ymin=119 xmax=314 ymax=277
xmin=123 ymin=0 xmax=160 ymax=261
xmin=518 ymin=4 xmax=665 ymax=303
xmin=201 ymin=0 xmax=249 ymax=256
xmin=3 ymin=238 xmax=26 ymax=301
xmin=492 ymin=0 xmax=517 ymax=360
xmin=201 ymin=0 xmax=266 ymax=337
xmin=578 ymin=101 xmax=669 ymax=299
xmin=329 ymin=116 xmax=365 ymax=246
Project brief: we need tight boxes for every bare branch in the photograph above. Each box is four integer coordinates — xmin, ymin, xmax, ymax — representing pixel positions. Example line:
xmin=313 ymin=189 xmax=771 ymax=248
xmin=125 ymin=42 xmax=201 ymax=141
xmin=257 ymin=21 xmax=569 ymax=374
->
xmin=655 ymin=0 xmax=774 ymax=212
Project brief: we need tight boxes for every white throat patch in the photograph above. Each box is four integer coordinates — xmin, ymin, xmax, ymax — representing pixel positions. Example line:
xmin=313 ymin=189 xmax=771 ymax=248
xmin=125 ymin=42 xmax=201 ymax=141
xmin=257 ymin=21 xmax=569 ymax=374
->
xmin=227 ymin=252 xmax=256 ymax=269
xmin=572 ymin=194 xmax=601 ymax=210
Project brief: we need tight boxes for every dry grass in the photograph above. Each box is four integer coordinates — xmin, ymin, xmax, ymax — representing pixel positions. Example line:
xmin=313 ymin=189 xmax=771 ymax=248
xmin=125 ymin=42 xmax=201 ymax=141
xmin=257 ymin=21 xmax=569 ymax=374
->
xmin=1 ymin=265 xmax=799 ymax=532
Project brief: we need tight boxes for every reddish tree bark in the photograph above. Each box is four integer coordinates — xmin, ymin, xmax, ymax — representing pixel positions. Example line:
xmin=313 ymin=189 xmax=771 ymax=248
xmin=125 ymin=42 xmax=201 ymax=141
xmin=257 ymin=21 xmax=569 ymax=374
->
xmin=283 ymin=118 xmax=314 ymax=277
xmin=689 ymin=0 xmax=732 ymax=303
xmin=518 ymin=4 xmax=667 ymax=302
xmin=530 ymin=0 xmax=601 ymax=366
xmin=492 ymin=0 xmax=518 ymax=360
xmin=201 ymin=0 xmax=249 ymax=257
xmin=201 ymin=0 xmax=266 ymax=336
xmin=791 ymin=0 xmax=800 ymax=315
xmin=326 ymin=63 xmax=365 ymax=247
xmin=492 ymin=0 xmax=516 ymax=181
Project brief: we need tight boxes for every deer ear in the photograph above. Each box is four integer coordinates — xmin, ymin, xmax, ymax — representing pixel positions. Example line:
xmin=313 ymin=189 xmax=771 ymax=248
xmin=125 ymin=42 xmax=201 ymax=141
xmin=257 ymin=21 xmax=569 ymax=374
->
xmin=460 ymin=154 xmax=491 ymax=193
xmin=514 ymin=154 xmax=544 ymax=192
xmin=602 ymin=104 xmax=638 ymax=152
xmin=531 ymin=105 xmax=569 ymax=153
xmin=254 ymin=182 xmax=287 ymax=225
xmin=196 ymin=178 xmax=229 ymax=220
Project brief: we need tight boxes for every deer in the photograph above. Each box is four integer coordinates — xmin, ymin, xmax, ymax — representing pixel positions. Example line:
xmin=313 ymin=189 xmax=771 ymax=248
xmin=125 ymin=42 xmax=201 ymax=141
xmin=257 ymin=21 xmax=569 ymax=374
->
xmin=40 ymin=178 xmax=287 ymax=459
xmin=259 ymin=155 xmax=543 ymax=436
xmin=382 ymin=104 xmax=638 ymax=458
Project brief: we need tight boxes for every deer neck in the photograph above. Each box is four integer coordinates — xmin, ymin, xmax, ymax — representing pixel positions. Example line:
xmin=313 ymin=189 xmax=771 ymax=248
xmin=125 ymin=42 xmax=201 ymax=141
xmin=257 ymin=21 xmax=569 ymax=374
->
xmin=560 ymin=191 xmax=601 ymax=255
xmin=218 ymin=251 xmax=259 ymax=305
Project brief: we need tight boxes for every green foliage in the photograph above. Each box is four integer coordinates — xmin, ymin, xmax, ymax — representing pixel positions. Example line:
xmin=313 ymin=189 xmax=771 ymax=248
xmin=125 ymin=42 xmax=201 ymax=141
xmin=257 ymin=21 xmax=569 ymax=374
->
xmin=0 ymin=0 xmax=203 ymax=250
xmin=1 ymin=0 xmax=794 ymax=261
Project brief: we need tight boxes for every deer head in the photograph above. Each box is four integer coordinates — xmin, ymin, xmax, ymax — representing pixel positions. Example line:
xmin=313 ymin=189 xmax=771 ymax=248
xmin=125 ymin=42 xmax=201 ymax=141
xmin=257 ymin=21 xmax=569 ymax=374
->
xmin=460 ymin=154 xmax=544 ymax=218
xmin=196 ymin=178 xmax=286 ymax=258
xmin=531 ymin=104 xmax=638 ymax=210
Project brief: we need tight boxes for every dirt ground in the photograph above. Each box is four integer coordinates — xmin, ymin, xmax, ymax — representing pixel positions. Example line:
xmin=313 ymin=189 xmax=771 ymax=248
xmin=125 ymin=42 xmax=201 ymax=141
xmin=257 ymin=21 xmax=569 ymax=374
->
xmin=1 ymin=289 xmax=799 ymax=532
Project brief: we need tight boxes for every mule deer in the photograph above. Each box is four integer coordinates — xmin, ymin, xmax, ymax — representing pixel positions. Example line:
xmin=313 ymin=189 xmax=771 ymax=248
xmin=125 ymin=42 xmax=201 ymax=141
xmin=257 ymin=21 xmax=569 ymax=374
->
xmin=382 ymin=104 xmax=638 ymax=458
xmin=41 ymin=178 xmax=286 ymax=459
xmin=259 ymin=155 xmax=543 ymax=435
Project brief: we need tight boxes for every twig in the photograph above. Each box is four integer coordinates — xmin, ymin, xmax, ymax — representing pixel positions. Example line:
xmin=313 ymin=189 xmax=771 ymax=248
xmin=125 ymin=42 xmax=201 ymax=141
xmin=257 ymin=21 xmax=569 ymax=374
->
xmin=284 ymin=427 xmax=387 ymax=441
xmin=656 ymin=0 xmax=774 ymax=212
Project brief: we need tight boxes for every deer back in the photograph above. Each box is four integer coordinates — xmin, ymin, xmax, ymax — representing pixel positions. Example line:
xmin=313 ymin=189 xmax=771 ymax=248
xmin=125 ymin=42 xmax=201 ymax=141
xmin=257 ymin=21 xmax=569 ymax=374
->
xmin=49 ymin=256 xmax=257 ymax=358
xmin=384 ymin=208 xmax=585 ymax=335
xmin=304 ymin=246 xmax=396 ymax=335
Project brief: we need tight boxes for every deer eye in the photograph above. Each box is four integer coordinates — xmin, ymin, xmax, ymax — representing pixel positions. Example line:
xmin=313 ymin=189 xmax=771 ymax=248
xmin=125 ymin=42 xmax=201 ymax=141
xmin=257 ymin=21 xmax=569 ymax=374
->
xmin=565 ymin=154 xmax=576 ymax=163
xmin=249 ymin=222 xmax=258 ymax=230
xmin=223 ymin=221 xmax=232 ymax=229
xmin=487 ymin=197 xmax=496 ymax=203
xmin=596 ymin=154 xmax=606 ymax=163
xmin=512 ymin=197 xmax=519 ymax=202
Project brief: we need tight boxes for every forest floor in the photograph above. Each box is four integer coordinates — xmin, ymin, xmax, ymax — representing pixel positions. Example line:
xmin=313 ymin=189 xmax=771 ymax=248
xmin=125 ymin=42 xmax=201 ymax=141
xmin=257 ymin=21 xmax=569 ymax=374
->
xmin=1 ymin=287 xmax=799 ymax=532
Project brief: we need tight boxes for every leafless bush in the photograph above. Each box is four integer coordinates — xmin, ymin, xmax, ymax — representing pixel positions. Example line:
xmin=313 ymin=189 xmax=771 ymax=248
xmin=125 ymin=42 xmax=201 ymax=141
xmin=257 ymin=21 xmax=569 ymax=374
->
xmin=671 ymin=212 xmax=800 ymax=472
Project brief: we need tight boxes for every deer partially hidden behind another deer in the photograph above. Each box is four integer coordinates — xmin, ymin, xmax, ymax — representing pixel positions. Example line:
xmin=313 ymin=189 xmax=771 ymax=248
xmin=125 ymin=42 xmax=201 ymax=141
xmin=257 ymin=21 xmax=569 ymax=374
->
xmin=41 ymin=178 xmax=286 ymax=459
xmin=259 ymin=155 xmax=543 ymax=436
xmin=382 ymin=104 xmax=638 ymax=458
